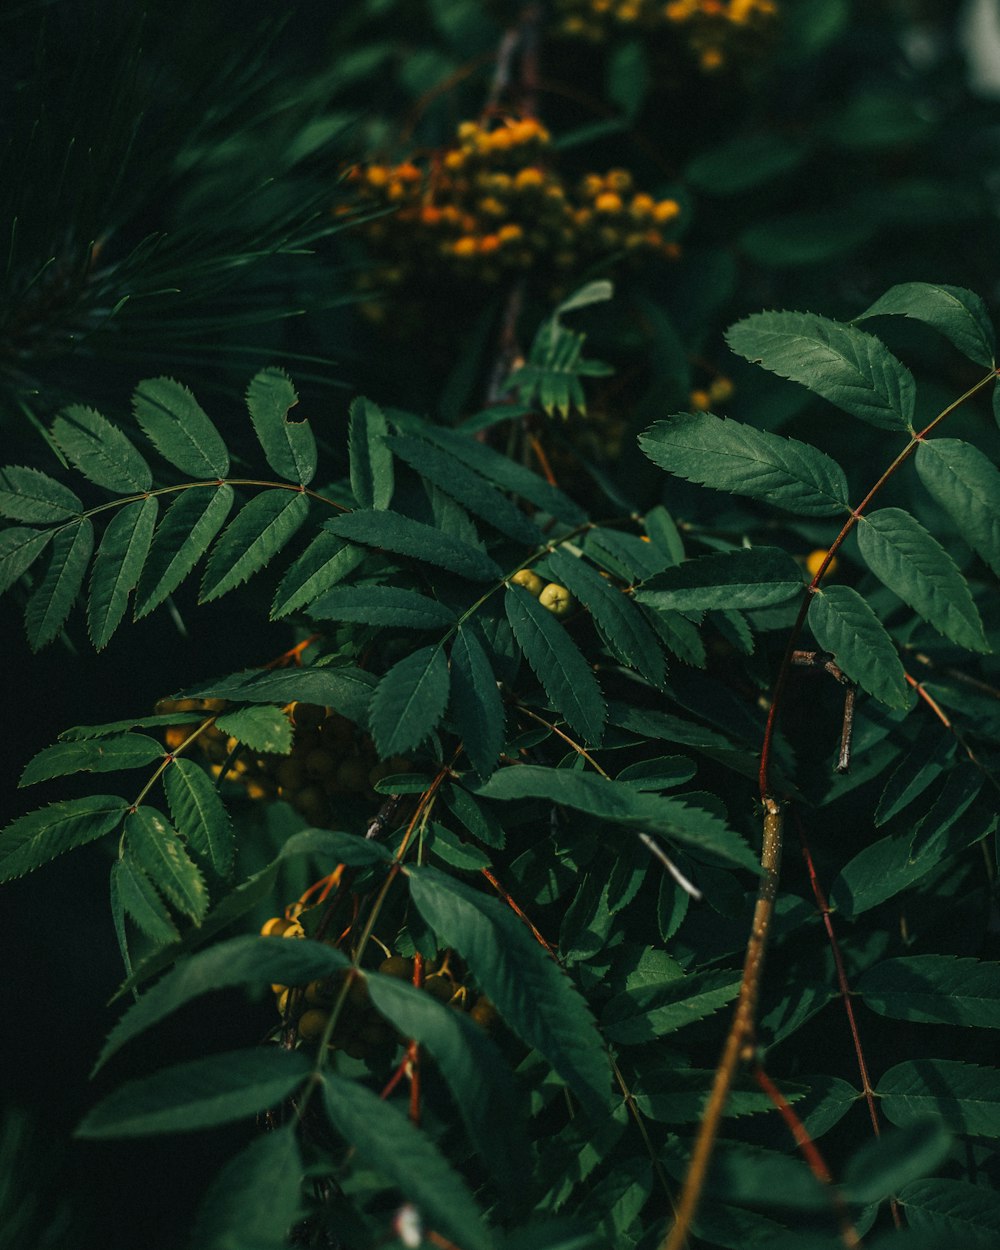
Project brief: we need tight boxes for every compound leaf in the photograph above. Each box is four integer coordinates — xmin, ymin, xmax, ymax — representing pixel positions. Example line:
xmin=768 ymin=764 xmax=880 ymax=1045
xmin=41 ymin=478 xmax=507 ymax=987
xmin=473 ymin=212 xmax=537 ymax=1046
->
xmin=25 ymin=518 xmax=93 ymax=649
xmin=132 ymin=377 xmax=230 ymax=476
xmin=915 ymin=439 xmax=1000 ymax=577
xmin=52 ymin=405 xmax=152 ymax=492
xmin=370 ymin=645 xmax=450 ymax=756
xmin=134 ymin=485 xmax=234 ymax=618
xmin=87 ymin=495 xmax=158 ymax=649
xmin=164 ymin=759 xmax=235 ymax=878
xmin=321 ymin=1072 xmax=493 ymax=1250
xmin=348 ymin=396 xmax=393 ymax=509
xmin=808 ymin=584 xmax=910 ymax=709
xmin=0 ymin=794 xmax=128 ymax=882
xmin=269 ymin=531 xmax=365 ymax=619
xmin=77 ymin=1048 xmax=312 ymax=1138
xmin=408 ymin=865 xmax=610 ymax=1115
xmin=246 ymin=368 xmax=316 ymax=485
xmin=126 ymin=806 xmax=207 ymax=924
xmin=726 ymin=310 xmax=915 ymax=431
xmin=325 ymin=509 xmax=501 ymax=581
xmin=635 ymin=547 xmax=803 ymax=612
xmin=506 ymin=585 xmax=606 ymax=746
xmin=639 ymin=413 xmax=850 ymax=516
xmin=200 ymin=490 xmax=309 ymax=603
xmin=856 ymin=283 xmax=995 ymax=368
xmin=0 ymin=465 xmax=81 ymax=522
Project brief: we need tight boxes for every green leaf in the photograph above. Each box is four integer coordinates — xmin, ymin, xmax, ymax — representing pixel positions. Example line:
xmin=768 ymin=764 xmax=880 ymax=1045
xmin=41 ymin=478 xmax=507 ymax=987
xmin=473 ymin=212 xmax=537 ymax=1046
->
xmin=215 ymin=706 xmax=293 ymax=755
xmin=387 ymin=433 xmax=541 ymax=544
xmin=24 ymin=519 xmax=94 ymax=649
xmin=77 ymin=1048 xmax=312 ymax=1138
xmin=602 ymin=969 xmax=740 ymax=1044
xmin=662 ymin=1138 xmax=829 ymax=1210
xmin=0 ymin=794 xmax=127 ymax=882
xmin=915 ymin=439 xmax=1000 ymax=577
xmin=366 ymin=974 xmax=530 ymax=1202
xmin=59 ymin=713 xmax=203 ymax=740
xmin=199 ymin=490 xmax=309 ymax=602
xmin=0 ymin=465 xmax=81 ymax=522
xmin=131 ymin=377 xmax=230 ymax=476
xmin=164 ymin=759 xmax=235 ymax=878
xmin=725 ymin=310 xmax=915 ymax=431
xmin=505 ymin=586 xmax=606 ymax=746
xmin=269 ymin=531 xmax=365 ymax=619
xmin=545 ymin=549 xmax=665 ymax=685
xmin=19 ymin=734 xmax=164 ymax=786
xmin=855 ymin=283 xmax=995 ymax=368
xmin=308 ymin=584 xmax=458 ymax=630
xmin=450 ymin=626 xmax=505 ymax=779
xmin=635 ymin=547 xmax=803 ymax=612
xmin=858 ymin=955 xmax=1000 ymax=1028
xmin=98 ymin=934 xmax=352 ymax=1067
xmin=325 ymin=509 xmax=502 ymax=581
xmin=348 ymin=396 xmax=394 ymax=509
xmin=842 ymin=1119 xmax=952 ymax=1205
xmin=245 ymin=368 xmax=316 ymax=485
xmin=0 ymin=526 xmax=52 ymax=595
xmin=857 ymin=508 xmax=987 ymax=651
xmin=473 ymin=765 xmax=760 ymax=871
xmin=639 ymin=413 xmax=850 ymax=516
xmin=808 ymin=585 xmax=910 ymax=709
xmin=686 ymin=132 xmax=809 ymax=196
xmin=87 ymin=495 xmax=158 ymax=649
xmin=321 ymin=1072 xmax=493 ymax=1250
xmin=187 ymin=666 xmax=376 ymax=728
xmin=408 ymin=865 xmax=609 ymax=1114
xmin=112 ymin=856 xmax=179 ymax=945
xmin=908 ymin=763 xmax=983 ymax=860
xmin=875 ymin=723 xmax=955 ymax=825
xmin=134 ymin=486 xmax=234 ymax=619
xmin=877 ymin=1060 xmax=1000 ymax=1136
xmin=190 ymin=1124 xmax=302 ymax=1250
xmin=370 ymin=645 xmax=450 ymax=757
xmin=632 ymin=1069 xmax=806 ymax=1122
xmin=898 ymin=1178 xmax=1000 ymax=1246
xmin=126 ymin=806 xmax=207 ymax=924
xmin=51 ymin=405 xmax=152 ymax=492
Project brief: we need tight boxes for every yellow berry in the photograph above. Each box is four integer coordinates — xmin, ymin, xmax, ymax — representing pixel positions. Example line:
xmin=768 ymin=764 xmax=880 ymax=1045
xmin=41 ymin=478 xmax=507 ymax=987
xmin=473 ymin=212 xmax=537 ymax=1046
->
xmin=539 ymin=584 xmax=575 ymax=617
xmin=595 ymin=191 xmax=623 ymax=214
xmin=653 ymin=199 xmax=681 ymax=224
xmin=260 ymin=916 xmax=292 ymax=937
xmin=298 ymin=1009 xmax=330 ymax=1042
xmin=689 ymin=390 xmax=711 ymax=411
xmin=708 ymin=376 xmax=734 ymax=404
xmin=806 ymin=549 xmax=839 ymax=580
xmin=452 ymin=236 xmax=477 ymax=258
xmin=511 ymin=569 xmax=545 ymax=597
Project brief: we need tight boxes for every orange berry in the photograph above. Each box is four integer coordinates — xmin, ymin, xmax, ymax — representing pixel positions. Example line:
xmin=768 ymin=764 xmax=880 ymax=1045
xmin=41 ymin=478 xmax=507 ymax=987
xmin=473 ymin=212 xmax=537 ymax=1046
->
xmin=595 ymin=191 xmax=623 ymax=214
xmin=653 ymin=199 xmax=681 ymax=224
xmin=806 ymin=549 xmax=839 ymax=580
xmin=452 ymin=236 xmax=477 ymax=258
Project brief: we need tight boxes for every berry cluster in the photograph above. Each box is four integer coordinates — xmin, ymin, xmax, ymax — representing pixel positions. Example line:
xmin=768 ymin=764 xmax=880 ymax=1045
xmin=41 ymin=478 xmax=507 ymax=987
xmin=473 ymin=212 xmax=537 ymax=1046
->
xmin=511 ymin=569 xmax=576 ymax=617
xmin=158 ymin=699 xmax=411 ymax=827
xmin=553 ymin=0 xmax=778 ymax=71
xmin=262 ymin=918 xmax=498 ymax=1058
xmin=688 ymin=373 xmax=733 ymax=411
xmin=346 ymin=117 xmax=682 ymax=313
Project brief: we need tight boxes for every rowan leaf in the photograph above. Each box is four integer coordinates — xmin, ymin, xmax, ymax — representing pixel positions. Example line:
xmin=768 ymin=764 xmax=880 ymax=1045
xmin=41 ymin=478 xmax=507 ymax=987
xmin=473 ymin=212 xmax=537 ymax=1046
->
xmin=87 ymin=495 xmax=158 ymax=649
xmin=898 ymin=1178 xmax=1000 ymax=1246
xmin=915 ymin=439 xmax=1000 ymax=577
xmin=0 ymin=465 xmax=81 ymax=522
xmin=199 ymin=490 xmax=309 ymax=602
xmin=602 ymin=969 xmax=740 ymax=1043
xmin=77 ymin=1048 xmax=312 ymax=1138
xmin=325 ymin=509 xmax=502 ymax=581
xmin=450 ymin=625 xmax=505 ymax=779
xmin=857 ymin=507 xmax=988 ymax=651
xmin=855 ymin=283 xmax=995 ymax=368
xmin=134 ymin=485 xmax=233 ymax=618
xmin=877 ymin=1060 xmax=1000 ymax=1136
xmin=321 ymin=1072 xmax=494 ymax=1250
xmin=112 ymin=856 xmax=179 ymax=945
xmin=842 ymin=1119 xmax=952 ymax=1206
xmin=308 ymin=584 xmax=458 ymax=630
xmin=24 ymin=518 xmax=93 ymax=648
xmin=0 ymin=526 xmax=53 ymax=595
xmin=725 ymin=310 xmax=915 ymax=431
xmin=0 ymin=794 xmax=128 ymax=882
xmin=506 ymin=585 xmax=606 ymax=746
xmin=269 ymin=530 xmax=365 ymax=619
xmin=19 ymin=734 xmax=164 ymax=786
xmin=245 ymin=367 xmax=316 ymax=485
xmin=126 ymin=806 xmax=208 ymax=924
xmin=52 ymin=405 xmax=152 ymax=492
xmin=635 ymin=547 xmax=803 ymax=612
xmin=408 ymin=865 xmax=610 ymax=1115
xmin=370 ymin=645 xmax=450 ymax=756
xmin=187 ymin=665 xmax=376 ymax=728
xmin=639 ymin=412 xmax=850 ymax=515
xmin=808 ymin=584 xmax=910 ymax=709
xmin=190 ymin=1124 xmax=302 ymax=1250
xmin=164 ymin=759 xmax=235 ymax=878
xmin=348 ymin=396 xmax=393 ymax=509
xmin=131 ymin=377 xmax=230 ymax=476
xmin=875 ymin=723 xmax=955 ymax=825
xmin=858 ymin=955 xmax=1000 ymax=1028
